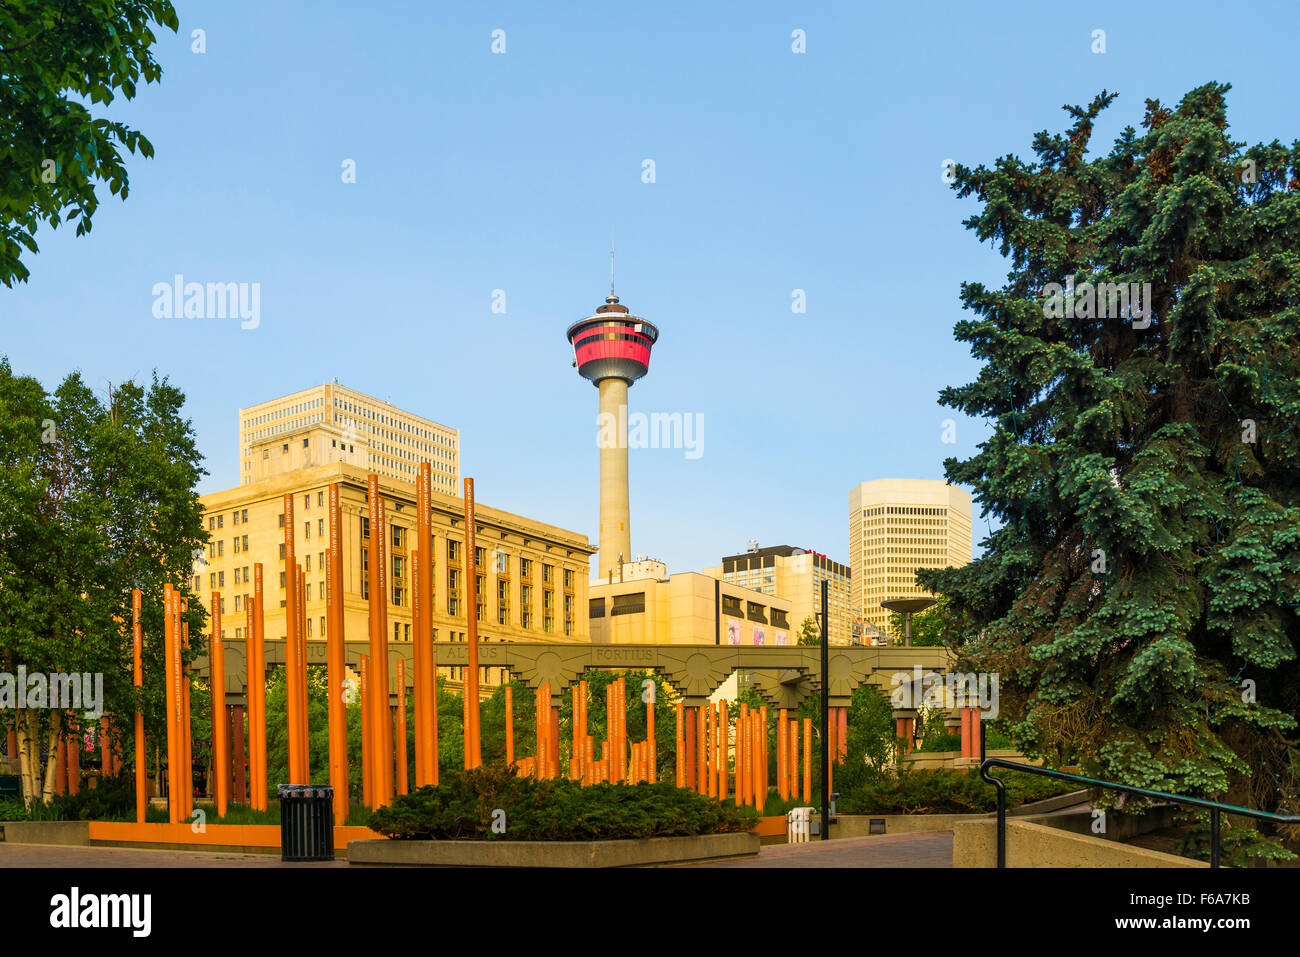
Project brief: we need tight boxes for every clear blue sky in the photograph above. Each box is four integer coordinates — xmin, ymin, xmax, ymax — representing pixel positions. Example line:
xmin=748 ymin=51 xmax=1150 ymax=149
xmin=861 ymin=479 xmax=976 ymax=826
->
xmin=4 ymin=0 xmax=1297 ymax=574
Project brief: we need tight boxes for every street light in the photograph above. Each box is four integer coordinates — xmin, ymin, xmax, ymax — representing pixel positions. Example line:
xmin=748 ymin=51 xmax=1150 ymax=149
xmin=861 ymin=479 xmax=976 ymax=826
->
xmin=880 ymin=597 xmax=936 ymax=647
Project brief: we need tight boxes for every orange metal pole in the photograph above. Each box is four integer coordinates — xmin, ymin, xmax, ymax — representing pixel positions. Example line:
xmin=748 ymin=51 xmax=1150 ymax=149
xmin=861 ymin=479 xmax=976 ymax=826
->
xmin=788 ymin=715 xmax=797 ymax=800
xmin=250 ymin=564 xmax=267 ymax=810
xmin=505 ymin=684 xmax=514 ymax=766
xmin=683 ymin=706 xmax=696 ymax=792
xmin=132 ymin=589 xmax=146 ymax=823
xmin=743 ymin=702 xmax=754 ymax=806
xmin=283 ymin=494 xmax=303 ymax=785
xmin=778 ymin=709 xmax=788 ymax=801
xmin=298 ymin=566 xmax=309 ymax=782
xmin=675 ymin=701 xmax=684 ymax=788
xmin=162 ymin=585 xmax=176 ymax=822
xmin=327 ymin=483 xmax=350 ymax=819
xmin=802 ymin=717 xmax=812 ymax=804
xmin=367 ymin=476 xmax=393 ymax=800
xmin=759 ymin=705 xmax=768 ymax=810
xmin=719 ymin=700 xmax=728 ymax=802
xmin=574 ymin=681 xmax=585 ymax=780
xmin=534 ymin=685 xmax=543 ymax=779
xmin=210 ymin=592 xmax=228 ymax=817
xmin=839 ymin=707 xmax=848 ymax=760
xmin=360 ymin=654 xmax=372 ymax=808
xmin=396 ymin=657 xmax=408 ymax=795
xmin=707 ymin=702 xmax=717 ymax=800
xmin=412 ymin=471 xmax=427 ymax=786
xmin=180 ymin=599 xmax=191 ymax=818
xmin=696 ymin=704 xmax=706 ymax=794
xmin=462 ymin=477 xmax=481 ymax=768
xmin=646 ymin=692 xmax=655 ymax=784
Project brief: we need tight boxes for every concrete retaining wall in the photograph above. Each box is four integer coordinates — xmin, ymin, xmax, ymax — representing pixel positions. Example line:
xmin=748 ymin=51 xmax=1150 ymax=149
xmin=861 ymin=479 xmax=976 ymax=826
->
xmin=0 ymin=821 xmax=90 ymax=846
xmin=953 ymin=818 xmax=1206 ymax=868
xmin=348 ymin=831 xmax=760 ymax=867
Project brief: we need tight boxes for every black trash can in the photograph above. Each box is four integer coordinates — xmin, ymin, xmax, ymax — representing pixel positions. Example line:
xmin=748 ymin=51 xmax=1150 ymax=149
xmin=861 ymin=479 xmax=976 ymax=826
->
xmin=278 ymin=784 xmax=335 ymax=862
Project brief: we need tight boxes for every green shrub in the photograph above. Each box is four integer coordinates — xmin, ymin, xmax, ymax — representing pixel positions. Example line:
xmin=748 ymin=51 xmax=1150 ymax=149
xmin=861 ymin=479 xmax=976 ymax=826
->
xmin=369 ymin=764 xmax=758 ymax=840
xmin=838 ymin=768 xmax=1075 ymax=814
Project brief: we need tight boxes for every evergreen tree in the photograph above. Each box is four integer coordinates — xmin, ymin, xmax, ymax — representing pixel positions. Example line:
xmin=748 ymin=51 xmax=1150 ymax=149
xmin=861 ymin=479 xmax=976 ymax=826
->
xmin=924 ymin=84 xmax=1300 ymax=858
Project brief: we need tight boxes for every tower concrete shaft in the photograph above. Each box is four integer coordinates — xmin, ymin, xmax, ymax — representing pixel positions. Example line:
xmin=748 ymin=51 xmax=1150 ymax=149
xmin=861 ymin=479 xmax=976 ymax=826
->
xmin=598 ymin=377 xmax=631 ymax=580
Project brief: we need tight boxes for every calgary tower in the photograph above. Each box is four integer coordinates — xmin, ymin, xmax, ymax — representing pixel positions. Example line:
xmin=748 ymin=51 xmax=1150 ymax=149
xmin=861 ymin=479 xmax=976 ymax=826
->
xmin=566 ymin=276 xmax=659 ymax=581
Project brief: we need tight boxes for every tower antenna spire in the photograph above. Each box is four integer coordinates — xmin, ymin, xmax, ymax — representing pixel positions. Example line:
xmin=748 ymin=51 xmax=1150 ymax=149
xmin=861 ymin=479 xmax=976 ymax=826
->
xmin=610 ymin=235 xmax=615 ymax=297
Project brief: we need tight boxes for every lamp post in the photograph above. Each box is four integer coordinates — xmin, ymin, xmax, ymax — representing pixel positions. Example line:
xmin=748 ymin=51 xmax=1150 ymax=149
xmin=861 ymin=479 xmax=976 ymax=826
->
xmin=880 ymin=597 xmax=936 ymax=646
xmin=818 ymin=580 xmax=829 ymax=841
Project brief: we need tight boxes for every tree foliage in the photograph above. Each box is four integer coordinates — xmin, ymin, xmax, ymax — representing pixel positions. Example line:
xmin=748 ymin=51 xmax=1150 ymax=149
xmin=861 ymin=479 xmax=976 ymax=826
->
xmin=923 ymin=83 xmax=1300 ymax=857
xmin=0 ymin=0 xmax=179 ymax=285
xmin=0 ymin=358 xmax=207 ymax=803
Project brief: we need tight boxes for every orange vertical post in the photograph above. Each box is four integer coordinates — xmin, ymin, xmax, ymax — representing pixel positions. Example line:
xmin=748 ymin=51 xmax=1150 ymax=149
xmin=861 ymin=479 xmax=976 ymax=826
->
xmin=360 ymin=654 xmax=372 ymax=808
xmin=551 ymin=704 xmax=561 ymax=781
xmin=411 ymin=471 xmax=427 ymax=786
xmin=737 ymin=703 xmax=748 ymax=806
xmin=250 ymin=564 xmax=267 ymax=810
xmin=210 ymin=592 xmax=228 ymax=817
xmin=683 ymin=707 xmax=696 ymax=792
xmin=179 ymin=600 xmax=191 ymax=818
xmin=327 ymin=483 xmax=350 ymax=819
xmin=719 ymin=700 xmax=729 ymax=802
xmin=675 ymin=701 xmax=684 ymax=788
xmin=462 ymin=477 xmax=481 ymax=768
xmin=646 ymin=691 xmax=655 ymax=784
xmin=396 ymin=657 xmax=408 ymax=795
xmin=696 ymin=704 xmax=707 ymax=794
xmin=788 ymin=715 xmax=798 ymax=800
xmin=162 ymin=584 xmax=177 ymax=822
xmin=132 ymin=589 xmax=146 ymax=823
xmin=505 ymin=684 xmax=514 ymax=765
xmin=366 ymin=477 xmax=393 ymax=800
xmin=283 ymin=494 xmax=303 ymax=785
xmin=838 ymin=707 xmax=848 ymax=760
xmin=705 ymin=703 xmax=715 ymax=797
xmin=759 ymin=706 xmax=768 ymax=810
xmin=778 ymin=709 xmax=788 ymax=801
xmin=795 ymin=717 xmax=806 ymax=806
xmin=570 ymin=685 xmax=579 ymax=778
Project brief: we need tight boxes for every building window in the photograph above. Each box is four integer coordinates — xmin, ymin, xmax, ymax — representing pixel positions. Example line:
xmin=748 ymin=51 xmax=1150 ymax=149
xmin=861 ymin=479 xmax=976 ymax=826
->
xmin=747 ymin=602 xmax=767 ymax=623
xmin=611 ymin=593 xmax=645 ymax=616
xmin=564 ymin=595 xmax=574 ymax=636
xmin=520 ymin=558 xmax=531 ymax=579
xmin=542 ymin=564 xmax=553 ymax=584
xmin=304 ymin=521 xmax=311 ymax=540
xmin=476 ymin=575 xmax=485 ymax=622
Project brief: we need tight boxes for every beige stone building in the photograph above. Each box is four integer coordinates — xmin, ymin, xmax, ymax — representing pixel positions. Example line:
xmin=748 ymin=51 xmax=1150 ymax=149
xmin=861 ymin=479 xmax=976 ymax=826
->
xmin=239 ymin=382 xmax=459 ymax=495
xmin=702 ymin=545 xmax=854 ymax=645
xmin=589 ymin=560 xmax=792 ymax=646
xmin=849 ymin=479 xmax=973 ymax=638
xmin=195 ymin=463 xmax=593 ymax=692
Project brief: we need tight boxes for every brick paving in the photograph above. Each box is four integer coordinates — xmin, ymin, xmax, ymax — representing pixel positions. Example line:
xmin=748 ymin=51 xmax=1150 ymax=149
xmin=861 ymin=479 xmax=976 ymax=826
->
xmin=687 ymin=831 xmax=954 ymax=867
xmin=0 ymin=843 xmax=346 ymax=867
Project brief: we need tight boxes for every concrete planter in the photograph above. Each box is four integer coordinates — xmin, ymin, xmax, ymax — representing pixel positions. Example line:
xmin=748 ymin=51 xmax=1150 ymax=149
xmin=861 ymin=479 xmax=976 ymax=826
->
xmin=348 ymin=831 xmax=760 ymax=868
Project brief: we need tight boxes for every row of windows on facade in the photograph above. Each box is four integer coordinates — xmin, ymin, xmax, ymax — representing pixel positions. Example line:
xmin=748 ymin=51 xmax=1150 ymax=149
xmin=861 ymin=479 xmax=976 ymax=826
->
xmin=200 ymin=572 xmax=577 ymax=635
xmin=244 ymin=397 xmax=457 ymax=448
xmin=862 ymin=506 xmax=952 ymax=516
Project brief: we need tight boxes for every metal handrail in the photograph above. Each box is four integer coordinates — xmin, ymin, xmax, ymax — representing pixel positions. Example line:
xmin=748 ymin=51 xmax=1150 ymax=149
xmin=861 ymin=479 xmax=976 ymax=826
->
xmin=978 ymin=728 xmax=1300 ymax=868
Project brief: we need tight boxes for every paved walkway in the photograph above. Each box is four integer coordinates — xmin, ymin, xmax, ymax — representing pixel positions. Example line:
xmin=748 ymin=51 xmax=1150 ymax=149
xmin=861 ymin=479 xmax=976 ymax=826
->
xmin=688 ymin=831 xmax=953 ymax=867
xmin=0 ymin=843 xmax=346 ymax=867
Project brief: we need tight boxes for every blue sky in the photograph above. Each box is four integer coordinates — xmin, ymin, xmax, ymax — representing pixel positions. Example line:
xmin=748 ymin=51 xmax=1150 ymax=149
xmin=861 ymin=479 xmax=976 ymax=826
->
xmin=3 ymin=0 xmax=1298 ymax=573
